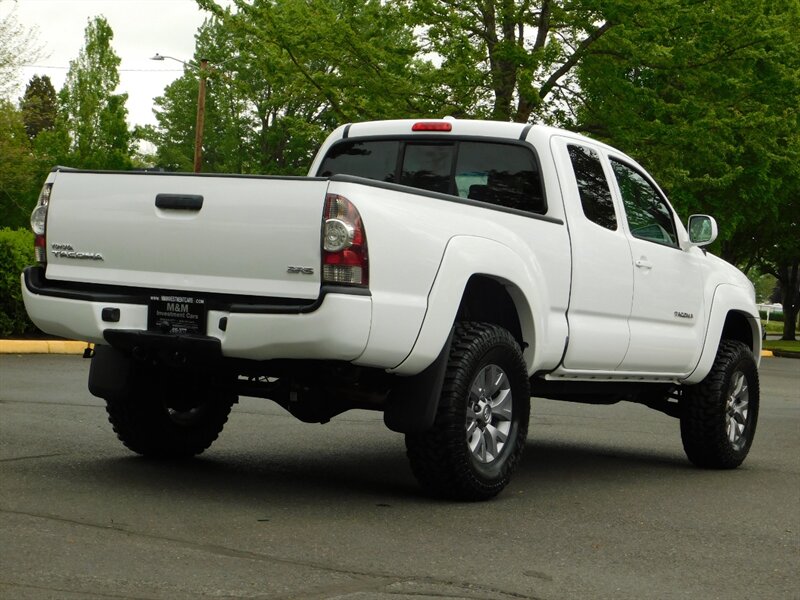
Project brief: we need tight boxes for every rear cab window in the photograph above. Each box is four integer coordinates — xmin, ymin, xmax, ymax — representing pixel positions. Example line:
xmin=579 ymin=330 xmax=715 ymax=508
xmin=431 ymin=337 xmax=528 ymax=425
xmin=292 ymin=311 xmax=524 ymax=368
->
xmin=317 ymin=138 xmax=547 ymax=215
xmin=567 ymin=144 xmax=617 ymax=230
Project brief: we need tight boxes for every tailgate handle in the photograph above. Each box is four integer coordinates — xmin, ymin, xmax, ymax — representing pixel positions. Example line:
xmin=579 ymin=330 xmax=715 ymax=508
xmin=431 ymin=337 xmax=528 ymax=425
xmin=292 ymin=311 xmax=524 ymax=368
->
xmin=155 ymin=194 xmax=204 ymax=211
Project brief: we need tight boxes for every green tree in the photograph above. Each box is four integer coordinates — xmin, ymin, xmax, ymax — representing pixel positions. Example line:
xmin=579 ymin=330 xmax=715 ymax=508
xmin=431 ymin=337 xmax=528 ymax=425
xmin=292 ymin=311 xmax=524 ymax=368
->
xmin=20 ymin=75 xmax=57 ymax=139
xmin=749 ymin=269 xmax=777 ymax=305
xmin=758 ymin=199 xmax=800 ymax=340
xmin=177 ymin=0 xmax=436 ymax=174
xmin=150 ymin=19 xmax=254 ymax=173
xmin=575 ymin=0 xmax=800 ymax=338
xmin=0 ymin=100 xmax=40 ymax=228
xmin=202 ymin=0 xmax=434 ymax=121
xmin=31 ymin=116 xmax=72 ymax=171
xmin=59 ymin=16 xmax=132 ymax=169
xmin=149 ymin=74 xmax=197 ymax=172
xmin=0 ymin=0 xmax=41 ymax=99
xmin=409 ymin=0 xmax=621 ymax=122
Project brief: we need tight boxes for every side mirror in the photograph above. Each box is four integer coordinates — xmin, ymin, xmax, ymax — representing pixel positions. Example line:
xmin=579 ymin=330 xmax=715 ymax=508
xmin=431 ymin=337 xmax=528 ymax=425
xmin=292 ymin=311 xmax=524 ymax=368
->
xmin=687 ymin=214 xmax=718 ymax=247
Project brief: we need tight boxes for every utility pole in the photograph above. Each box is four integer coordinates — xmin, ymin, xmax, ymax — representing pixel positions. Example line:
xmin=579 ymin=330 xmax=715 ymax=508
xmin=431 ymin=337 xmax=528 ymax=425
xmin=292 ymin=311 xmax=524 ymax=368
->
xmin=193 ymin=58 xmax=208 ymax=173
xmin=151 ymin=53 xmax=232 ymax=173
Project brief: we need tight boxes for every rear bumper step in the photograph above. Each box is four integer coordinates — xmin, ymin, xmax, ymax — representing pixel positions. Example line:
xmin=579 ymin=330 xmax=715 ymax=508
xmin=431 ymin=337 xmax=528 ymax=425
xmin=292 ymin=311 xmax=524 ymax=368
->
xmin=104 ymin=329 xmax=222 ymax=364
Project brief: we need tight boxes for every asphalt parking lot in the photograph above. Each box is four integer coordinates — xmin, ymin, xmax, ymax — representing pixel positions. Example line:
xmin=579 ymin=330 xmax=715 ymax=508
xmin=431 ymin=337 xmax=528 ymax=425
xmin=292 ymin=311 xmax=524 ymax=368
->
xmin=1 ymin=354 xmax=797 ymax=600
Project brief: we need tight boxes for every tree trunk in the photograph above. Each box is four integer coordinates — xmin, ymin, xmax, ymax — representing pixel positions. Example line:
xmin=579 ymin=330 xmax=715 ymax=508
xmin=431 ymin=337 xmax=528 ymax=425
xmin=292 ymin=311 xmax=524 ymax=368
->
xmin=778 ymin=260 xmax=799 ymax=341
xmin=482 ymin=3 xmax=511 ymax=121
xmin=782 ymin=308 xmax=799 ymax=341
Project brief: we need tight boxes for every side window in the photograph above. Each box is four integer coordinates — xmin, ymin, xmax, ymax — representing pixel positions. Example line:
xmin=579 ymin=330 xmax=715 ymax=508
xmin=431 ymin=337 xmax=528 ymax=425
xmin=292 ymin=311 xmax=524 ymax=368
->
xmin=567 ymin=144 xmax=617 ymax=230
xmin=455 ymin=142 xmax=546 ymax=213
xmin=317 ymin=140 xmax=399 ymax=182
xmin=610 ymin=159 xmax=678 ymax=247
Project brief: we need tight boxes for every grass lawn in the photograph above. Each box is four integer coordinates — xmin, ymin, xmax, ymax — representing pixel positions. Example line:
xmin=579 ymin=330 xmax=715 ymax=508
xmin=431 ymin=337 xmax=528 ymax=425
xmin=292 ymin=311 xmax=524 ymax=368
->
xmin=761 ymin=320 xmax=785 ymax=334
xmin=762 ymin=339 xmax=800 ymax=356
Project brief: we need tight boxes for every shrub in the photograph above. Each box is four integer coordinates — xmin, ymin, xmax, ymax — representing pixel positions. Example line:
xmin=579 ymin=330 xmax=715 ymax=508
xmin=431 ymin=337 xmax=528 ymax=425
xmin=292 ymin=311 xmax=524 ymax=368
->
xmin=758 ymin=309 xmax=784 ymax=322
xmin=0 ymin=228 xmax=37 ymax=336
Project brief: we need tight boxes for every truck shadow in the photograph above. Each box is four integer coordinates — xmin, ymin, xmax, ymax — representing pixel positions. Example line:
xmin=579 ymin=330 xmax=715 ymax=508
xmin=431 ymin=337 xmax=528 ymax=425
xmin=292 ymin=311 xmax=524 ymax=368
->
xmin=86 ymin=436 xmax=692 ymax=505
xmin=515 ymin=438 xmax=693 ymax=491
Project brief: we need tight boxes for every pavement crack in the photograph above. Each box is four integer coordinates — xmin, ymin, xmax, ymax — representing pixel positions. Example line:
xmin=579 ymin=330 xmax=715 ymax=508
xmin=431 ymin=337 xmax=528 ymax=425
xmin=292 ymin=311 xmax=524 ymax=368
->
xmin=0 ymin=452 xmax=65 ymax=463
xmin=266 ymin=576 xmax=398 ymax=600
xmin=0 ymin=579 xmax=159 ymax=600
xmin=0 ymin=507 xmax=394 ymax=577
xmin=0 ymin=508 xmax=544 ymax=600
xmin=0 ymin=398 xmax=102 ymax=408
xmin=386 ymin=578 xmax=547 ymax=600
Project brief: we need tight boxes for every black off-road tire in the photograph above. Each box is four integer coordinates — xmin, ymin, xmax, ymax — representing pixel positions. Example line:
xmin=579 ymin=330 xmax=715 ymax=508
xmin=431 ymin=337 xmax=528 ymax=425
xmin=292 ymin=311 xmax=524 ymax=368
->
xmin=680 ymin=339 xmax=760 ymax=469
xmin=105 ymin=365 xmax=235 ymax=458
xmin=405 ymin=322 xmax=531 ymax=501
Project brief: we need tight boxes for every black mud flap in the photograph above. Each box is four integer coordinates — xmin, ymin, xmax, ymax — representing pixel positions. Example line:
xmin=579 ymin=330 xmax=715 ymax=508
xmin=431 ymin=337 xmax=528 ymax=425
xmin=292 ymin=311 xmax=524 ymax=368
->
xmin=383 ymin=328 xmax=454 ymax=434
xmin=88 ymin=344 xmax=134 ymax=399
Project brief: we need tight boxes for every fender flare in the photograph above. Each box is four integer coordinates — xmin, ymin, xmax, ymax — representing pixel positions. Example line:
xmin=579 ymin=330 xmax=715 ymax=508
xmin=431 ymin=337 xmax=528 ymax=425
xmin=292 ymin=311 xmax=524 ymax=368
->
xmin=390 ymin=236 xmax=546 ymax=376
xmin=683 ymin=283 xmax=761 ymax=384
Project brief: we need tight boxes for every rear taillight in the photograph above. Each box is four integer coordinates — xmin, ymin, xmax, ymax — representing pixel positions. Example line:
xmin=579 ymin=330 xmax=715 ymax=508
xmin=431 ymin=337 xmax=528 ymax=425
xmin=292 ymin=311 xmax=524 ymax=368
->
xmin=322 ymin=193 xmax=368 ymax=286
xmin=31 ymin=183 xmax=52 ymax=265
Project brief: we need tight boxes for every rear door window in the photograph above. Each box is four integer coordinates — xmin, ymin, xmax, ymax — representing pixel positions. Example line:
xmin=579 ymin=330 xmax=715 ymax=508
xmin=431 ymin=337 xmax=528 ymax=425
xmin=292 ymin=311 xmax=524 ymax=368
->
xmin=456 ymin=142 xmax=545 ymax=213
xmin=318 ymin=139 xmax=546 ymax=214
xmin=317 ymin=140 xmax=398 ymax=183
xmin=400 ymin=143 xmax=455 ymax=195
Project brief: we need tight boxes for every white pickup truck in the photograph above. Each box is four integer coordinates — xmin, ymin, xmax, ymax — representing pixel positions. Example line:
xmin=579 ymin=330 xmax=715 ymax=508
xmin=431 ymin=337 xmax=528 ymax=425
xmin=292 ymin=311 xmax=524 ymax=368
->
xmin=23 ymin=118 xmax=761 ymax=500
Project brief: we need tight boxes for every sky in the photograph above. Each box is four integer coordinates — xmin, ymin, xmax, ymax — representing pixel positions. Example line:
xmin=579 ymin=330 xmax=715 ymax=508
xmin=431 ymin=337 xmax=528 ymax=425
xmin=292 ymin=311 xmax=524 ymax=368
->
xmin=10 ymin=0 xmax=221 ymax=128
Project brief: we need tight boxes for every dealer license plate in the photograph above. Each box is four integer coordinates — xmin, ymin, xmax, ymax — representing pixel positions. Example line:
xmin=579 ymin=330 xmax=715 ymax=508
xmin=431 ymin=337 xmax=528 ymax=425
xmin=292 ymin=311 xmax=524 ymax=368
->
xmin=148 ymin=295 xmax=207 ymax=335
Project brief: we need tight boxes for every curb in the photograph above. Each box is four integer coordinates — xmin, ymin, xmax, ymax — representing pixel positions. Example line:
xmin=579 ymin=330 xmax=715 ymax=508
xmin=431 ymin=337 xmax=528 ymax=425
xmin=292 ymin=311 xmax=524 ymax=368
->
xmin=1 ymin=340 xmax=780 ymax=358
xmin=771 ymin=350 xmax=800 ymax=359
xmin=0 ymin=340 xmax=92 ymax=355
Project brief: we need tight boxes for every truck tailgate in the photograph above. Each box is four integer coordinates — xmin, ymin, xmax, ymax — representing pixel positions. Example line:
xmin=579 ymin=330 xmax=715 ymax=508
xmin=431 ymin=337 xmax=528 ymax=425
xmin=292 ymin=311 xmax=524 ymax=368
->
xmin=44 ymin=171 xmax=329 ymax=299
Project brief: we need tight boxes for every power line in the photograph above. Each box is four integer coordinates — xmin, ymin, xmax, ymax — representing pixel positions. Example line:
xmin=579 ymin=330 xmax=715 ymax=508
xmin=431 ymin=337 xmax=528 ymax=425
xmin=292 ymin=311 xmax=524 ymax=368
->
xmin=22 ymin=0 xmax=199 ymax=2
xmin=22 ymin=65 xmax=184 ymax=72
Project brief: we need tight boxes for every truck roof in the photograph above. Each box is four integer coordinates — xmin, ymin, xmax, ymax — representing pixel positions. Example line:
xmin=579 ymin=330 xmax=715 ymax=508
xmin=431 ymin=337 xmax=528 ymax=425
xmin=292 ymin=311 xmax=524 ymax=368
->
xmin=309 ymin=118 xmax=626 ymax=179
xmin=335 ymin=118 xmax=605 ymax=149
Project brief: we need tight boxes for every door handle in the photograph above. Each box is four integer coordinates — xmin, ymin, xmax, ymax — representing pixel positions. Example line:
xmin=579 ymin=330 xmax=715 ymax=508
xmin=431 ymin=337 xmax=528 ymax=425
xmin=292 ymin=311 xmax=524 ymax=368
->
xmin=155 ymin=194 xmax=204 ymax=211
xmin=635 ymin=258 xmax=653 ymax=269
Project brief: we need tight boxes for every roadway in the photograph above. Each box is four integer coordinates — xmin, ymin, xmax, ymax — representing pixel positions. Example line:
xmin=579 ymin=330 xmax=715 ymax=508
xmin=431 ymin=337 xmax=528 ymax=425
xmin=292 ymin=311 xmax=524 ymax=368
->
xmin=1 ymin=354 xmax=797 ymax=599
